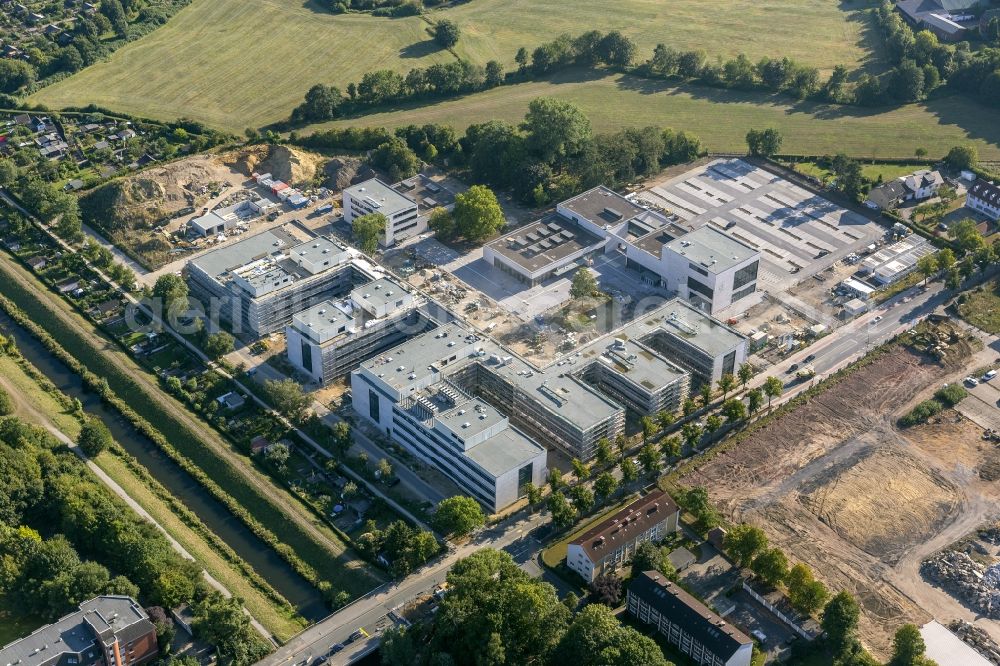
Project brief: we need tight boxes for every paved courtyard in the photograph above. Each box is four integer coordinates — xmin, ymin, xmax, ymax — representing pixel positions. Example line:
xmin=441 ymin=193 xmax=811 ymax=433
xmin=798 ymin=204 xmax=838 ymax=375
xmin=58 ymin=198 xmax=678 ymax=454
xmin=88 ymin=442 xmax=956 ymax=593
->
xmin=407 ymin=237 xmax=665 ymax=322
xmin=636 ymin=159 xmax=886 ymax=293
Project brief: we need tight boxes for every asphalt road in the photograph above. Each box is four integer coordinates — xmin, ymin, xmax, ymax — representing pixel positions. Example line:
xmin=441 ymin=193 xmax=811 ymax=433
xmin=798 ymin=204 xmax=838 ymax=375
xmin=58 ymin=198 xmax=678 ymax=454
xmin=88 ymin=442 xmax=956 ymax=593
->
xmin=257 ymin=510 xmax=552 ymax=666
xmin=758 ymin=280 xmax=948 ymax=397
xmin=257 ymin=278 xmax=953 ymax=666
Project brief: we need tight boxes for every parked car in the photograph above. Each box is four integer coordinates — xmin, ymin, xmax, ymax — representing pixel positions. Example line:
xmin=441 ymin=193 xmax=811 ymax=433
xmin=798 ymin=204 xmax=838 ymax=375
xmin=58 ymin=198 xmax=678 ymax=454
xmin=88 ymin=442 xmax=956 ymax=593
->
xmin=965 ymin=376 xmax=980 ymax=387
xmin=327 ymin=644 xmax=344 ymax=656
xmin=983 ymin=370 xmax=998 ymax=382
xmin=804 ymin=354 xmax=816 ymax=362
xmin=751 ymin=629 xmax=768 ymax=645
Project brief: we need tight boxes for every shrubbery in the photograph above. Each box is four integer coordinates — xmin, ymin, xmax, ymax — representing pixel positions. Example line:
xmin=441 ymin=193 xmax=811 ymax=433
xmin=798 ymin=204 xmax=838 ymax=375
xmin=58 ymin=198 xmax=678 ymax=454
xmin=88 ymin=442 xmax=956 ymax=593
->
xmin=899 ymin=399 xmax=943 ymax=426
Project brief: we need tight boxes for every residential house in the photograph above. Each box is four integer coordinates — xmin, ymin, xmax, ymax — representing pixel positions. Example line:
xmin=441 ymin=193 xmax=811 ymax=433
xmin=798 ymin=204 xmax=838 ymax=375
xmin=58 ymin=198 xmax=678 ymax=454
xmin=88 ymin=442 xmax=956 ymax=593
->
xmin=217 ymin=391 xmax=246 ymax=411
xmin=25 ymin=255 xmax=47 ymax=271
xmin=565 ymin=489 xmax=680 ymax=582
xmin=628 ymin=571 xmax=753 ymax=666
xmin=865 ymin=169 xmax=943 ymax=210
xmin=57 ymin=278 xmax=81 ymax=294
xmin=967 ymin=179 xmax=1000 ymax=221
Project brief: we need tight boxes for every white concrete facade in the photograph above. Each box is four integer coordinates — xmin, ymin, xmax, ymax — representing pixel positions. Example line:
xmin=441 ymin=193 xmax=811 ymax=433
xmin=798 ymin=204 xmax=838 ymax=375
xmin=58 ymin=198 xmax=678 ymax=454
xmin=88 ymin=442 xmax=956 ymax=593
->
xmin=343 ymin=179 xmax=422 ymax=247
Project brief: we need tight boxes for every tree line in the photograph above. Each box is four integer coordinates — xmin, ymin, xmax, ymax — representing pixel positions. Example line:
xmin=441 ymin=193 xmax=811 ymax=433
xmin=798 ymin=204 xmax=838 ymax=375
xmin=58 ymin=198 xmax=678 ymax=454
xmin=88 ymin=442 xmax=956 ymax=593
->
xmin=0 ymin=397 xmax=270 ymax=665
xmin=288 ymin=29 xmax=636 ymax=125
xmin=293 ymin=98 xmax=703 ymax=212
xmin=288 ymin=11 xmax=1000 ymax=136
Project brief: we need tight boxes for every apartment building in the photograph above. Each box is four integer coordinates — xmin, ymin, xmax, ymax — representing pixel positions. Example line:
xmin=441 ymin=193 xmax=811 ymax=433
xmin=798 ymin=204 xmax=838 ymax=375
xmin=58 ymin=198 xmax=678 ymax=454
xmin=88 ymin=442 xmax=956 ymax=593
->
xmin=343 ymin=179 xmax=420 ymax=247
xmin=286 ymin=277 xmax=437 ymax=385
xmin=565 ymin=489 xmax=679 ymax=582
xmin=628 ymin=572 xmax=753 ymax=666
xmin=0 ymin=597 xmax=158 ymax=666
xmin=186 ymin=229 xmax=374 ymax=337
xmin=966 ymin=179 xmax=1000 ymax=222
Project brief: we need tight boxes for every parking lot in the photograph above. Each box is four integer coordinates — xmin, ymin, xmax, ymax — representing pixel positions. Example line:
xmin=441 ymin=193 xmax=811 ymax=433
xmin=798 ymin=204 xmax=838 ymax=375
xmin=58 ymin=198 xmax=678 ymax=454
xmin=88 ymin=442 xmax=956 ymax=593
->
xmin=958 ymin=373 xmax=1000 ymax=431
xmin=637 ymin=159 xmax=885 ymax=294
xmin=679 ymin=541 xmax=799 ymax=661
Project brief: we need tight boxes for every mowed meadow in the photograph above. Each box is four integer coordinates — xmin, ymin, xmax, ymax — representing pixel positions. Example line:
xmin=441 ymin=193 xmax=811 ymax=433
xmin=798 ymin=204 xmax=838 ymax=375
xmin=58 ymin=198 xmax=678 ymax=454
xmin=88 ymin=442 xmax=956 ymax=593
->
xmin=305 ymin=71 xmax=1000 ymax=159
xmin=32 ymin=0 xmax=881 ymax=131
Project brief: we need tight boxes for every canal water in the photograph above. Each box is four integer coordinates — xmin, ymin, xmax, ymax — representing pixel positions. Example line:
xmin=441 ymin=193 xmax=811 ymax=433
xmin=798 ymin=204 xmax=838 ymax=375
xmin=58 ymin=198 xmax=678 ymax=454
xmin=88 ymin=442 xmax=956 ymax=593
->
xmin=0 ymin=310 xmax=328 ymax=621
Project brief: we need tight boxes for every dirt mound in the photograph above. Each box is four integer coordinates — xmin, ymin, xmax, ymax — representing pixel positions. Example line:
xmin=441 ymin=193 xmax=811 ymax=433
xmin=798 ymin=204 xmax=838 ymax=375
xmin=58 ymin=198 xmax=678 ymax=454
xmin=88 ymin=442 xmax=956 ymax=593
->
xmin=222 ymin=145 xmax=326 ymax=187
xmin=799 ymin=445 xmax=960 ymax=561
xmin=322 ymin=156 xmax=373 ymax=190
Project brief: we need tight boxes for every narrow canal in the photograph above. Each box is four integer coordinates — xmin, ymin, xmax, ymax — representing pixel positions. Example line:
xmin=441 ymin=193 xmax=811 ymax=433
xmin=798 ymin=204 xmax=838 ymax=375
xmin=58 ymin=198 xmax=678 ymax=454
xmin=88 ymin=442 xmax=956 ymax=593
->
xmin=0 ymin=310 xmax=328 ymax=621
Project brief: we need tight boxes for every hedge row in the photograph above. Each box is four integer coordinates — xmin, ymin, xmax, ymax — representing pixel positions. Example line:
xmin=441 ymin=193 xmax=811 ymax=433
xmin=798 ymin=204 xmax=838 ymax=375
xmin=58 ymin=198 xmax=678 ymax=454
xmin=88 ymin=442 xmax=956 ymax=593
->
xmin=0 ymin=339 xmax=303 ymax=623
xmin=0 ymin=290 xmax=328 ymax=593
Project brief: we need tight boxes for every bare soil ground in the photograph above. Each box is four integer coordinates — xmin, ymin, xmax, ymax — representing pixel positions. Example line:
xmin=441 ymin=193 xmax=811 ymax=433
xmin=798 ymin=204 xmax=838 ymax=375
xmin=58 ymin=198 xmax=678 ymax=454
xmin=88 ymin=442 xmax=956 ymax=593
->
xmin=219 ymin=145 xmax=327 ymax=187
xmin=679 ymin=339 xmax=1000 ymax=655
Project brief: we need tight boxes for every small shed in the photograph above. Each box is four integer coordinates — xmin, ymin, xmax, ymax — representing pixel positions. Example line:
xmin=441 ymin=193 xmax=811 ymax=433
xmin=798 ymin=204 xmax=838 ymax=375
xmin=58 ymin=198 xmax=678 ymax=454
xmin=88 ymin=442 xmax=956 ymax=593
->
xmin=25 ymin=255 xmax=47 ymax=271
xmin=250 ymin=435 xmax=271 ymax=455
xmin=842 ymin=298 xmax=868 ymax=317
xmin=216 ymin=391 xmax=246 ymax=411
xmin=668 ymin=546 xmax=697 ymax=572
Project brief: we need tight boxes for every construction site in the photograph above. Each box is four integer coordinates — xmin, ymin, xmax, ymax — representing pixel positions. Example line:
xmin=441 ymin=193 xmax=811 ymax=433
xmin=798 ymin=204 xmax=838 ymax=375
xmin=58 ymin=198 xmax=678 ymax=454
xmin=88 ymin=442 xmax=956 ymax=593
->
xmin=678 ymin=318 xmax=1000 ymax=656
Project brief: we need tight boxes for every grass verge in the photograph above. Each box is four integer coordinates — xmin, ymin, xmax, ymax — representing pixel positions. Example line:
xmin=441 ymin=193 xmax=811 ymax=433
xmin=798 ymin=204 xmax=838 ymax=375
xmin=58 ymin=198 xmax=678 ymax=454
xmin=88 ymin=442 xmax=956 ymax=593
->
xmin=0 ymin=251 xmax=383 ymax=597
xmin=540 ymin=493 xmax=639 ymax=568
xmin=0 ymin=355 xmax=306 ymax=640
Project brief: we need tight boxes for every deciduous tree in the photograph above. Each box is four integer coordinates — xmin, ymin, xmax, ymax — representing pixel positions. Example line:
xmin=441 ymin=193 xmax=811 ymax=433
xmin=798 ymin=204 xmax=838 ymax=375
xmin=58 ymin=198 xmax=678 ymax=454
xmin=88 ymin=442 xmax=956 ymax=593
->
xmin=433 ymin=496 xmax=485 ymax=536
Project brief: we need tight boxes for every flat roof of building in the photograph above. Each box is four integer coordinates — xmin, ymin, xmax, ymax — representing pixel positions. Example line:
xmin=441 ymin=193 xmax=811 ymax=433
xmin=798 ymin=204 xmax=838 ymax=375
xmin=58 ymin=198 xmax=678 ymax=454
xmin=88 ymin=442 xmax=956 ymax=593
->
xmin=345 ymin=178 xmax=416 ymax=217
xmin=287 ymin=236 xmax=350 ymax=271
xmin=581 ymin=338 xmax=687 ymax=391
xmin=664 ymin=224 xmax=758 ymax=273
xmin=190 ymin=211 xmax=227 ymax=233
xmin=560 ymin=185 xmax=646 ymax=227
xmin=436 ymin=396 xmax=507 ymax=442
xmin=189 ymin=227 xmax=300 ymax=280
xmin=571 ymin=489 xmax=678 ymax=561
xmin=292 ymin=299 xmax=354 ymax=339
xmin=392 ymin=174 xmax=457 ymax=210
xmin=465 ymin=424 xmax=546 ymax=476
xmin=489 ymin=359 xmax=624 ymax=431
xmin=920 ymin=621 xmax=993 ymax=666
xmin=629 ymin=298 xmax=746 ymax=357
xmin=363 ymin=323 xmax=476 ymax=391
xmin=486 ymin=213 xmax=605 ymax=274
xmin=630 ymin=571 xmax=752 ymax=657
xmin=351 ymin=277 xmax=409 ymax=311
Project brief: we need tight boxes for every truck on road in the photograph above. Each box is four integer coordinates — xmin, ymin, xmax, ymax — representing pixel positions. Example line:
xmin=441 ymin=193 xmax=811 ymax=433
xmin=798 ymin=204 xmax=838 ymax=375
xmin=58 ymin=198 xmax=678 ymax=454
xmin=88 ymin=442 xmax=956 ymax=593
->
xmin=795 ymin=365 xmax=816 ymax=381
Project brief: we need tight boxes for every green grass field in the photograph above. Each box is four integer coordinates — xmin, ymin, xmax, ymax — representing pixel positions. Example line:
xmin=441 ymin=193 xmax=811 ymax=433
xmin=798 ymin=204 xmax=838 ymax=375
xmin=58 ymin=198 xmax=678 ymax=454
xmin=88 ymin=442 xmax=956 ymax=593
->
xmin=31 ymin=0 xmax=880 ymax=131
xmin=448 ymin=0 xmax=881 ymax=75
xmin=788 ymin=161 xmax=935 ymax=182
xmin=307 ymin=71 xmax=1000 ymax=159
xmin=958 ymin=282 xmax=1000 ymax=334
